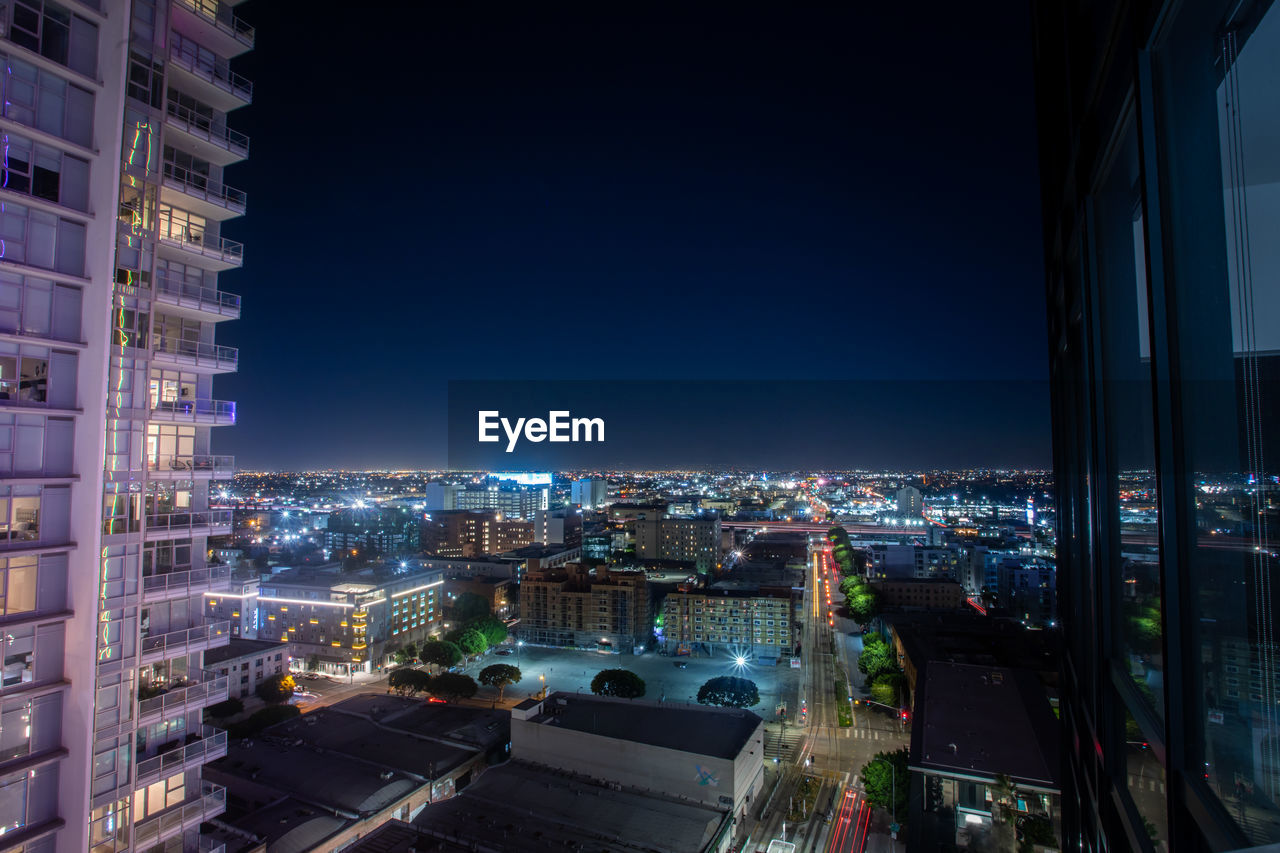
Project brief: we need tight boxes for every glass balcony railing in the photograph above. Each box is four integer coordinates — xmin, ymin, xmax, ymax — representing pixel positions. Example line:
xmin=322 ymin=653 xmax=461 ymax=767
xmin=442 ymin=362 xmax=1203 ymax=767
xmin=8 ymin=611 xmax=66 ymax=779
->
xmin=143 ymin=509 xmax=233 ymax=538
xmin=162 ymin=161 xmax=247 ymax=211
xmin=142 ymin=564 xmax=231 ymax=600
xmin=150 ymin=397 xmax=237 ymax=423
xmin=136 ymin=727 xmax=227 ymax=784
xmin=140 ymin=620 xmax=231 ymax=659
xmin=152 ymin=338 xmax=239 ymax=371
xmin=169 ymin=33 xmax=253 ymax=103
xmin=134 ymin=782 xmax=226 ymax=851
xmin=165 ymin=100 xmax=250 ymax=155
xmin=138 ymin=668 xmax=230 ymax=721
xmin=174 ymin=0 xmax=254 ymax=48
xmin=154 ymin=273 xmax=242 ymax=313
xmin=148 ymin=455 xmax=235 ymax=476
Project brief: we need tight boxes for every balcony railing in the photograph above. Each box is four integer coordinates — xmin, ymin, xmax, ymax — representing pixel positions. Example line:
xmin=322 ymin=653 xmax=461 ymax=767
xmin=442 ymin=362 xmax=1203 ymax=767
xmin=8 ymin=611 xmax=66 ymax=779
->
xmin=165 ymin=99 xmax=250 ymax=155
xmin=153 ymin=338 xmax=239 ymax=371
xmin=137 ymin=727 xmax=227 ymax=784
xmin=134 ymin=782 xmax=226 ymax=851
xmin=150 ymin=397 xmax=237 ymax=424
xmin=140 ymin=620 xmax=231 ymax=660
xmin=174 ymin=0 xmax=255 ymax=48
xmin=169 ymin=33 xmax=253 ymax=103
xmin=148 ymin=455 xmax=235 ymax=477
xmin=156 ymin=223 xmax=245 ymax=267
xmin=142 ymin=564 xmax=231 ymax=600
xmin=162 ymin=161 xmax=247 ymax=211
xmin=144 ymin=509 xmax=233 ymax=537
xmin=138 ymin=668 xmax=230 ymax=721
xmin=155 ymin=273 xmax=242 ymax=313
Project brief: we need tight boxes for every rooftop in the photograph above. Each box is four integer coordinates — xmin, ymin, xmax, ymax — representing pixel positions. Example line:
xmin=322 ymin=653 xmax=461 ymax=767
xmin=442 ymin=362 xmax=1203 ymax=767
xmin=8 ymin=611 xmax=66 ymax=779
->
xmin=521 ymin=692 xmax=761 ymax=760
xmin=910 ymin=661 xmax=1060 ymax=790
xmin=203 ymin=637 xmax=284 ymax=666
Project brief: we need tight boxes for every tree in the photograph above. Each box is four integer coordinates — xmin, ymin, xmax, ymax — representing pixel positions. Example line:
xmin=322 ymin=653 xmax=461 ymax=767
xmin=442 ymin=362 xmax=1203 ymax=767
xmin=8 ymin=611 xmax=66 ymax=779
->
xmin=419 ymin=640 xmax=462 ymax=671
xmin=590 ymin=668 xmax=646 ymax=699
xmin=389 ymin=668 xmax=433 ymax=695
xmin=870 ymin=672 xmax=905 ymax=707
xmin=452 ymin=592 xmax=490 ymax=623
xmin=429 ymin=672 xmax=478 ymax=702
xmin=478 ymin=664 xmax=522 ymax=700
xmin=848 ymin=589 xmax=880 ymax=626
xmin=391 ymin=643 xmax=418 ymax=667
xmin=255 ymin=673 xmax=295 ymax=704
xmin=696 ymin=676 xmax=760 ymax=708
xmin=472 ymin=615 xmax=509 ymax=647
xmin=455 ymin=627 xmax=489 ymax=657
xmin=857 ymin=644 xmax=896 ymax=681
xmin=861 ymin=747 xmax=909 ymax=821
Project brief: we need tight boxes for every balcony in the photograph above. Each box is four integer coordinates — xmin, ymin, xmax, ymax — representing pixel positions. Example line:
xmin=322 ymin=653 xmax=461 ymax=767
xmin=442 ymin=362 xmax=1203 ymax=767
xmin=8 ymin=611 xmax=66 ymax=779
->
xmin=154 ymin=273 xmax=242 ymax=319
xmin=152 ymin=338 xmax=238 ymax=373
xmin=140 ymin=620 xmax=231 ymax=664
xmin=164 ymin=100 xmax=249 ymax=169
xmin=138 ymin=669 xmax=230 ymax=726
xmin=155 ymin=224 xmax=244 ymax=272
xmin=137 ymin=727 xmax=228 ymax=787
xmin=134 ymin=782 xmax=226 ymax=851
xmin=148 ymin=454 xmax=235 ymax=481
xmin=149 ymin=397 xmax=237 ymax=426
xmin=160 ymin=161 xmax=247 ymax=221
xmin=142 ymin=564 xmax=231 ymax=603
xmin=171 ymin=0 xmax=254 ymax=56
xmin=168 ymin=32 xmax=253 ymax=113
xmin=144 ymin=509 xmax=233 ymax=540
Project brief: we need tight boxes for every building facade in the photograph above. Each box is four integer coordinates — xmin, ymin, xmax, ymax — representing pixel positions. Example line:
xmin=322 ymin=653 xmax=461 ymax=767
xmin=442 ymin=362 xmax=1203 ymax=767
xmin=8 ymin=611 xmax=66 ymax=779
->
xmin=635 ymin=515 xmax=722 ymax=573
xmin=569 ymin=478 xmax=607 ymax=509
xmin=1 ymin=1 xmax=253 ymax=850
xmin=203 ymin=639 xmax=286 ymax=701
xmin=452 ymin=484 xmax=547 ymax=521
xmin=419 ymin=510 xmax=533 ymax=558
xmin=518 ymin=563 xmax=648 ymax=652
xmin=660 ymin=589 xmax=793 ymax=661
xmin=1036 ymin=0 xmax=1280 ymax=848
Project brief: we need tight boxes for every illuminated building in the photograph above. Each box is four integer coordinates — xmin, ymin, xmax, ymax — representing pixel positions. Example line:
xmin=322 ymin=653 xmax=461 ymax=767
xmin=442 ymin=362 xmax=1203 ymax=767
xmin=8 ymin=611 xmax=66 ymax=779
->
xmin=569 ymin=477 xmax=608 ymax=509
xmin=255 ymin=566 xmax=444 ymax=675
xmin=453 ymin=482 xmax=548 ymax=521
xmin=0 ymin=1 xmax=251 ymax=850
xmin=895 ymin=485 xmax=923 ymax=519
xmin=420 ymin=509 xmax=534 ymax=558
xmin=635 ymin=515 xmax=722 ymax=573
xmin=518 ymin=563 xmax=648 ymax=652
xmin=660 ymin=589 xmax=793 ymax=661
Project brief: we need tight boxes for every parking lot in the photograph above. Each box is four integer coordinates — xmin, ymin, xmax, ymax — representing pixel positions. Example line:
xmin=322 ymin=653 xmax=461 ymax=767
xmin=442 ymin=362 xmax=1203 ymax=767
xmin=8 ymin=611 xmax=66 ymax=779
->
xmin=476 ymin=643 xmax=803 ymax=714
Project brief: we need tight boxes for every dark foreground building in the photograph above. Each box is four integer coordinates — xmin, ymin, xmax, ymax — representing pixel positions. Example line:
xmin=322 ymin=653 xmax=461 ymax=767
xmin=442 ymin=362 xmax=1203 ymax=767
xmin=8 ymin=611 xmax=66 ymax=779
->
xmin=1036 ymin=0 xmax=1280 ymax=850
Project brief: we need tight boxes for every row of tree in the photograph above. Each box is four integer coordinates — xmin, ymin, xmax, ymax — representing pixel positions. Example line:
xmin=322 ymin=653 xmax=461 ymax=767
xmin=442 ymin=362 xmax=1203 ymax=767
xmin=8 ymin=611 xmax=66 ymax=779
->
xmin=390 ymin=616 xmax=510 ymax=671
xmin=589 ymin=669 xmax=762 ymax=708
xmin=857 ymin=633 xmax=906 ymax=707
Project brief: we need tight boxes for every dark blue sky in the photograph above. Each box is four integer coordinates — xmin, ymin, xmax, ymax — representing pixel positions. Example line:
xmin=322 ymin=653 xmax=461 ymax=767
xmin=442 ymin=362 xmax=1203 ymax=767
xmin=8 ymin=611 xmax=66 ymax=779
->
xmin=217 ymin=3 xmax=1048 ymax=470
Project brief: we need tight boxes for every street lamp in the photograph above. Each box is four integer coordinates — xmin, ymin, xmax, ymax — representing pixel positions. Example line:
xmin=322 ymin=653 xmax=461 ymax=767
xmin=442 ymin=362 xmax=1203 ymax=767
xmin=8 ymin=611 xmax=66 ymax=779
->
xmin=516 ymin=639 xmax=524 ymax=667
xmin=538 ymin=673 xmax=546 ymax=699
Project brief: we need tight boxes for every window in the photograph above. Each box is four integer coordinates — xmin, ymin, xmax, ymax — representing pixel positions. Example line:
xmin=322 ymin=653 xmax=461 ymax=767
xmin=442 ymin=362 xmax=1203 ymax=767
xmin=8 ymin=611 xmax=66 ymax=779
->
xmin=0 ymin=52 xmax=94 ymax=146
xmin=0 ymin=273 xmax=81 ymax=343
xmin=1 ymin=132 xmax=89 ymax=211
xmin=0 ymin=555 xmax=37 ymax=616
xmin=0 ymin=201 xmax=85 ymax=275
xmin=5 ymin=0 xmax=97 ymax=76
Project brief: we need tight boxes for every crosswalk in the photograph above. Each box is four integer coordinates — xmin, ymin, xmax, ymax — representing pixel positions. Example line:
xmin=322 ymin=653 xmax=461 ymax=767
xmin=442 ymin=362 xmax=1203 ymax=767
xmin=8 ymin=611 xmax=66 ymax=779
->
xmin=849 ymin=728 xmax=895 ymax=740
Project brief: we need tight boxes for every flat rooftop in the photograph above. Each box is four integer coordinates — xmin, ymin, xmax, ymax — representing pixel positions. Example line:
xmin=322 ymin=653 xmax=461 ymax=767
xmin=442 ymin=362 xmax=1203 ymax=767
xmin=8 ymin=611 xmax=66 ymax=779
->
xmin=523 ymin=692 xmax=761 ymax=760
xmin=409 ymin=761 xmax=730 ymax=853
xmin=911 ymin=661 xmax=1060 ymax=790
xmin=203 ymin=637 xmax=283 ymax=666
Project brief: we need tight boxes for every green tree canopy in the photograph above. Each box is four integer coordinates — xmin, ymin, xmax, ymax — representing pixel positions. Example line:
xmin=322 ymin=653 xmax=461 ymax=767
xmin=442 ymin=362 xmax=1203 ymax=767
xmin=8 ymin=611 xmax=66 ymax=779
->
xmin=478 ymin=663 xmax=522 ymax=700
xmin=391 ymin=643 xmax=418 ymax=666
xmin=455 ymin=627 xmax=489 ymax=657
xmin=858 ymin=643 xmax=897 ymax=680
xmin=472 ymin=615 xmax=509 ymax=647
xmin=870 ymin=672 xmax=906 ymax=707
xmin=590 ymin=668 xmax=646 ymax=699
xmin=861 ymin=747 xmax=909 ymax=821
xmin=419 ymin=640 xmax=463 ymax=670
xmin=389 ymin=668 xmax=433 ymax=695
xmin=429 ymin=672 xmax=478 ymax=701
xmin=696 ymin=676 xmax=760 ymax=708
xmin=848 ymin=589 xmax=880 ymax=626
xmin=453 ymin=592 xmax=491 ymax=623
xmin=255 ymin=673 xmax=295 ymax=704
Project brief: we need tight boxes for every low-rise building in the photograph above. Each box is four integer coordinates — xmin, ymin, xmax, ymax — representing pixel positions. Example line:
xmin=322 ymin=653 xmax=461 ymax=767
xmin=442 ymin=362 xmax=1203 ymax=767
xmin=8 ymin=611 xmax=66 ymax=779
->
xmin=204 ymin=575 xmax=261 ymax=638
xmin=660 ymin=588 xmax=793 ymax=661
xmin=204 ymin=638 xmax=289 ymax=700
xmin=420 ymin=509 xmax=534 ymax=557
xmin=510 ymin=692 xmax=763 ymax=848
xmin=873 ymin=578 xmax=966 ymax=611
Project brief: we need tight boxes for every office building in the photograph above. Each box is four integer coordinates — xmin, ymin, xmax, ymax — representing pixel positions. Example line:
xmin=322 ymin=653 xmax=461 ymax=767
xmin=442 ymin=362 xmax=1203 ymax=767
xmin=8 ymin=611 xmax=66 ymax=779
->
xmin=423 ymin=482 xmax=460 ymax=511
xmin=518 ymin=563 xmax=648 ymax=652
xmin=255 ymin=566 xmax=443 ymax=675
xmin=0 ymin=1 xmax=253 ymax=850
xmin=1036 ymin=0 xmax=1280 ymax=846
xmin=532 ymin=508 xmax=582 ymax=547
xmin=660 ymin=588 xmax=793 ymax=661
xmin=569 ymin=477 xmax=608 ymax=509
xmin=635 ymin=515 xmax=722 ymax=573
xmin=419 ymin=509 xmax=534 ymax=558
xmin=895 ymin=485 xmax=923 ymax=519
xmin=872 ymin=578 xmax=965 ymax=612
xmin=324 ymin=506 xmax=420 ymax=556
xmin=510 ymin=692 xmax=764 ymax=846
xmin=453 ymin=482 xmax=548 ymax=521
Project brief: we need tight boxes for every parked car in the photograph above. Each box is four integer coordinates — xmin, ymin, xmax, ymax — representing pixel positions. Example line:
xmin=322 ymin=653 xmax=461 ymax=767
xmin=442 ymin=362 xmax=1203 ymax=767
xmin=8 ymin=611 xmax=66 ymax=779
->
xmin=674 ymin=661 xmax=688 ymax=669
xmin=495 ymin=648 xmax=513 ymax=656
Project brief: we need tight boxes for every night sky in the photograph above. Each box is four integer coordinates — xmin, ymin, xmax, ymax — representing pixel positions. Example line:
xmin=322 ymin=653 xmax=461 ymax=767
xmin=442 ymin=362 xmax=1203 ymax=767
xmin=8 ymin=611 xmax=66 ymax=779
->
xmin=216 ymin=3 xmax=1048 ymax=471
